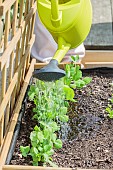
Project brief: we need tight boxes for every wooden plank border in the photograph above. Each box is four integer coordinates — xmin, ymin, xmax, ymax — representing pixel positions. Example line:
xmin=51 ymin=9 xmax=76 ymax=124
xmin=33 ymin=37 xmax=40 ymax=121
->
xmin=2 ymin=165 xmax=72 ymax=170
xmin=1 ymin=165 xmax=110 ymax=170
xmin=83 ymin=50 xmax=113 ymax=62
xmin=34 ymin=51 xmax=113 ymax=70
xmin=82 ymin=50 xmax=113 ymax=68
xmin=34 ymin=62 xmax=81 ymax=70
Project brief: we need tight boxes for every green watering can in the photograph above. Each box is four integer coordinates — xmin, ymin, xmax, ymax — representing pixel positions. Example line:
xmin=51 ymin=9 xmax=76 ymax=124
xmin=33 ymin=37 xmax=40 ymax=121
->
xmin=34 ymin=0 xmax=92 ymax=81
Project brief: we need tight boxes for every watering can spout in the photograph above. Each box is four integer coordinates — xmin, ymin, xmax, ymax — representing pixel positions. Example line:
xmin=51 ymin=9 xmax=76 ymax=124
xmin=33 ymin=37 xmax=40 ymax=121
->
xmin=33 ymin=59 xmax=66 ymax=82
xmin=51 ymin=0 xmax=62 ymax=27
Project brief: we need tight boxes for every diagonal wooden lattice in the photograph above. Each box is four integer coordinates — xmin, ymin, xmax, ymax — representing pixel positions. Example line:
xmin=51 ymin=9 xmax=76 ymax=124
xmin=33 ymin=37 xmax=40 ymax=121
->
xmin=0 ymin=0 xmax=36 ymax=165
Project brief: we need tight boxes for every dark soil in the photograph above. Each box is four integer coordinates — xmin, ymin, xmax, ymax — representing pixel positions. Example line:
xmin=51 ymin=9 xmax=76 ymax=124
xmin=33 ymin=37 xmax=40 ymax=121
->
xmin=10 ymin=68 xmax=113 ymax=169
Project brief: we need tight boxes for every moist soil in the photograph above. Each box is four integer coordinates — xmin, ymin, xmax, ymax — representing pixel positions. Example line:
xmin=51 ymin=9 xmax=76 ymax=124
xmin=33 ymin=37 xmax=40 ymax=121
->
xmin=10 ymin=68 xmax=113 ymax=169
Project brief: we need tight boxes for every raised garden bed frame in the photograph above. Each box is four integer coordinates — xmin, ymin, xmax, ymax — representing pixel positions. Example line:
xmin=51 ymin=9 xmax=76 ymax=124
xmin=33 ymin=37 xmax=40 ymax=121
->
xmin=0 ymin=50 xmax=113 ymax=170
xmin=0 ymin=0 xmax=113 ymax=169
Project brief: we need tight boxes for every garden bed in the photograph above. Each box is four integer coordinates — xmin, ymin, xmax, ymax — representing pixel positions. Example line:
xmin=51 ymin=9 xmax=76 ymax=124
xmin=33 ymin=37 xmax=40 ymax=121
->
xmin=10 ymin=67 xmax=113 ymax=169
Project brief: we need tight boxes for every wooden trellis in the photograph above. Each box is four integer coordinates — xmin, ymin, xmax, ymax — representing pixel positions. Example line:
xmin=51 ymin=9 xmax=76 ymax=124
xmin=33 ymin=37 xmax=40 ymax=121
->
xmin=0 ymin=0 xmax=36 ymax=165
xmin=0 ymin=0 xmax=113 ymax=170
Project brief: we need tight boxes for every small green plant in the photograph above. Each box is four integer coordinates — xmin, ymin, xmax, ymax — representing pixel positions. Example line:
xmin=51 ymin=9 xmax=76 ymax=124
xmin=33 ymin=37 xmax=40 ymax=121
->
xmin=21 ymin=80 xmax=70 ymax=166
xmin=20 ymin=55 xmax=92 ymax=166
xmin=28 ymin=80 xmax=70 ymax=122
xmin=64 ymin=55 xmax=92 ymax=89
xmin=106 ymin=104 xmax=113 ymax=118
xmin=106 ymin=92 xmax=113 ymax=119
xmin=106 ymin=82 xmax=113 ymax=118
xmin=20 ymin=124 xmax=62 ymax=166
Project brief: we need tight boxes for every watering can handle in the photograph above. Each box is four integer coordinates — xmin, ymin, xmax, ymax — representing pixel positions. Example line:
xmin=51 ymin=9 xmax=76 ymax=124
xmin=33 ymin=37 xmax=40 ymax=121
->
xmin=51 ymin=0 xmax=62 ymax=27
xmin=51 ymin=0 xmax=59 ymax=20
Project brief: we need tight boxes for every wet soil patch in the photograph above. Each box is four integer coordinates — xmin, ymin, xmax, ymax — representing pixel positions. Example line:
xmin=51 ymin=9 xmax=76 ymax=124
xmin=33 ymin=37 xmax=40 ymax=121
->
xmin=10 ymin=68 xmax=113 ymax=169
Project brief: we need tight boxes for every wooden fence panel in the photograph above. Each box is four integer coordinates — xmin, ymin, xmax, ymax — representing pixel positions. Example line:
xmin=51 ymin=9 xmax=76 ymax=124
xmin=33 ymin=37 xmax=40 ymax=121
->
xmin=0 ymin=0 xmax=36 ymax=162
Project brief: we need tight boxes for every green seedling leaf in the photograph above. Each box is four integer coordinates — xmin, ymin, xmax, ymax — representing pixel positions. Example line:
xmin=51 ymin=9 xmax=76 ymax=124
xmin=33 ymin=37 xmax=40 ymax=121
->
xmin=31 ymin=141 xmax=38 ymax=147
xmin=65 ymin=101 xmax=69 ymax=107
xmin=59 ymin=115 xmax=69 ymax=122
xmin=47 ymin=112 xmax=54 ymax=119
xmin=65 ymin=64 xmax=70 ymax=72
xmin=106 ymin=107 xmax=113 ymax=118
xmin=32 ymin=154 xmax=39 ymax=162
xmin=71 ymin=55 xmax=79 ymax=62
xmin=60 ymin=107 xmax=67 ymax=115
xmin=54 ymin=139 xmax=62 ymax=149
xmin=33 ymin=147 xmax=38 ymax=154
xmin=30 ymin=131 xmax=37 ymax=141
xmin=73 ymin=69 xmax=82 ymax=81
xmin=76 ymin=65 xmax=80 ymax=71
xmin=63 ymin=85 xmax=74 ymax=101
xmin=28 ymin=86 xmax=39 ymax=100
xmin=109 ymin=112 xmax=113 ymax=118
xmin=106 ymin=107 xmax=111 ymax=114
xmin=20 ymin=146 xmax=30 ymax=157
xmin=32 ymin=114 xmax=39 ymax=120
xmin=44 ymin=144 xmax=52 ymax=152
xmin=39 ymin=121 xmax=47 ymax=128
xmin=37 ymin=132 xmax=44 ymax=142
xmin=48 ymin=121 xmax=59 ymax=132
xmin=70 ymin=67 xmax=76 ymax=76
xmin=47 ymin=149 xmax=54 ymax=156
xmin=34 ymin=125 xmax=40 ymax=132
xmin=51 ymin=133 xmax=57 ymax=143
xmin=29 ymin=85 xmax=36 ymax=93
xmin=35 ymin=87 xmax=39 ymax=94
xmin=70 ymin=83 xmax=76 ymax=89
xmin=29 ymin=147 xmax=40 ymax=162
xmin=44 ymin=129 xmax=50 ymax=139
xmin=43 ymin=153 xmax=49 ymax=162
xmin=37 ymin=154 xmax=41 ymax=162
xmin=75 ymin=79 xmax=86 ymax=89
xmin=83 ymin=77 xmax=92 ymax=85
xmin=33 ymin=162 xmax=38 ymax=166
xmin=28 ymin=92 xmax=35 ymax=101
xmin=40 ymin=121 xmax=58 ymax=132
xmin=64 ymin=77 xmax=71 ymax=86
xmin=65 ymin=65 xmax=71 ymax=78
xmin=38 ymin=146 xmax=43 ymax=152
xmin=43 ymin=139 xmax=49 ymax=146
